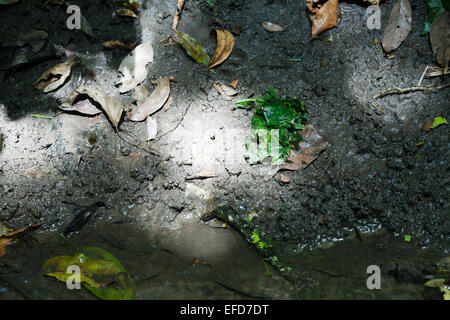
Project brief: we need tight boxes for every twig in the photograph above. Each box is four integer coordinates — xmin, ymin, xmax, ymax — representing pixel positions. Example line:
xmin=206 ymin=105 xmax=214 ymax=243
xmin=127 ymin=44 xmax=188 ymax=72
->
xmin=417 ymin=65 xmax=429 ymax=86
xmin=115 ymin=127 xmax=160 ymax=156
xmin=154 ymin=101 xmax=193 ymax=141
xmin=352 ymin=91 xmax=385 ymax=114
xmin=372 ymin=83 xmax=450 ymax=100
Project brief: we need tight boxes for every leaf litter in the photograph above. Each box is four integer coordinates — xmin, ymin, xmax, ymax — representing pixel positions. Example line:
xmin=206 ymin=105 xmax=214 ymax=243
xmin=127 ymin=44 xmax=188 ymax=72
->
xmin=381 ymin=0 xmax=412 ymax=53
xmin=34 ymin=56 xmax=79 ymax=92
xmin=209 ymin=29 xmax=234 ymax=69
xmin=117 ymin=42 xmax=154 ymax=93
xmin=307 ymin=0 xmax=339 ymax=40
xmin=128 ymin=77 xmax=171 ymax=121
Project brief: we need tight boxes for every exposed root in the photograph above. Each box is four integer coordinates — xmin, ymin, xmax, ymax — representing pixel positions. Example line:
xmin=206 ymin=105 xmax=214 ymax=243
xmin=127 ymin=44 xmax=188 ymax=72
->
xmin=372 ymin=83 xmax=450 ymax=100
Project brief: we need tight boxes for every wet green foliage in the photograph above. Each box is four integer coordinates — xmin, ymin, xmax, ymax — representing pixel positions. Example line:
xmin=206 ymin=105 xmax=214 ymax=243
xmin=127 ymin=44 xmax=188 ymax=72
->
xmin=236 ymin=88 xmax=308 ymax=165
xmin=421 ymin=0 xmax=450 ymax=35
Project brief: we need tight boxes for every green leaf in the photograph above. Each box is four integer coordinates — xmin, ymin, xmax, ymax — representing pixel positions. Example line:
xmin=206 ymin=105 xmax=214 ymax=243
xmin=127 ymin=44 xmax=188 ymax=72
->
xmin=421 ymin=0 xmax=447 ymax=35
xmin=176 ymin=31 xmax=210 ymax=65
xmin=43 ymin=247 xmax=136 ymax=300
xmin=404 ymin=234 xmax=411 ymax=242
xmin=431 ymin=116 xmax=447 ymax=128
xmin=243 ymin=88 xmax=308 ymax=165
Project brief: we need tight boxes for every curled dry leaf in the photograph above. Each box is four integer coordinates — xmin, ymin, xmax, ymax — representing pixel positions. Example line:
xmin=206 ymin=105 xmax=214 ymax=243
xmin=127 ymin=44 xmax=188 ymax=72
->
xmin=261 ymin=21 xmax=284 ymax=32
xmin=117 ymin=42 xmax=154 ymax=93
xmin=128 ymin=77 xmax=170 ymax=121
xmin=430 ymin=11 xmax=450 ymax=72
xmin=59 ymin=93 xmax=102 ymax=115
xmin=75 ymin=86 xmax=124 ymax=128
xmin=213 ymin=82 xmax=239 ymax=100
xmin=281 ymin=124 xmax=328 ymax=171
xmin=146 ymin=116 xmax=158 ymax=141
xmin=176 ymin=31 xmax=210 ymax=65
xmin=173 ymin=0 xmax=186 ymax=30
xmin=306 ymin=0 xmax=339 ymax=40
xmin=0 ymin=223 xmax=41 ymax=259
xmin=101 ymin=40 xmax=136 ymax=51
xmin=381 ymin=0 xmax=412 ymax=53
xmin=208 ymin=29 xmax=234 ymax=69
xmin=34 ymin=56 xmax=79 ymax=93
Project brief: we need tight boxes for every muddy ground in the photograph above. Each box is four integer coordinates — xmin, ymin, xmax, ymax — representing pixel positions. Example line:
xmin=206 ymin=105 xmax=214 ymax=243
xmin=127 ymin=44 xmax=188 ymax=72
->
xmin=0 ymin=0 xmax=448 ymax=299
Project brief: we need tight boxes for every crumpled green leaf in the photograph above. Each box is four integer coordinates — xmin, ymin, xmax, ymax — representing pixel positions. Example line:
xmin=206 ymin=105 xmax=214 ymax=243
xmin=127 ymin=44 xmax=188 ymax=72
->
xmin=237 ymin=88 xmax=308 ymax=165
xmin=43 ymin=246 xmax=136 ymax=300
xmin=176 ymin=31 xmax=210 ymax=65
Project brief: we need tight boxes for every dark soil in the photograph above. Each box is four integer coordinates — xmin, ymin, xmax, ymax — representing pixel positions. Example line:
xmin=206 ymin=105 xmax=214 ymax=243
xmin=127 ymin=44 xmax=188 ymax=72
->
xmin=0 ymin=0 xmax=448 ymax=299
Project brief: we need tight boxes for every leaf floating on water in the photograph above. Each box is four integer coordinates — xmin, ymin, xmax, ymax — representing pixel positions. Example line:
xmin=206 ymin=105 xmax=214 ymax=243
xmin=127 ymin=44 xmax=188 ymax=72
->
xmin=176 ymin=31 xmax=210 ymax=65
xmin=75 ymin=87 xmax=124 ymax=128
xmin=430 ymin=11 xmax=450 ymax=72
xmin=128 ymin=77 xmax=170 ymax=121
xmin=101 ymin=40 xmax=136 ymax=51
xmin=261 ymin=21 xmax=284 ymax=32
xmin=381 ymin=0 xmax=412 ymax=53
xmin=34 ymin=56 xmax=79 ymax=93
xmin=307 ymin=0 xmax=339 ymax=40
xmin=117 ymin=42 xmax=154 ymax=93
xmin=208 ymin=29 xmax=234 ymax=69
xmin=43 ymin=246 xmax=136 ymax=300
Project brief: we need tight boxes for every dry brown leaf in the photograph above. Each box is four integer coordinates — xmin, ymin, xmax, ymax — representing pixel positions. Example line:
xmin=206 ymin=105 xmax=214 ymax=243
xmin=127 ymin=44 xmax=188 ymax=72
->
xmin=230 ymin=79 xmax=239 ymax=88
xmin=208 ymin=30 xmax=234 ymax=69
xmin=173 ymin=0 xmax=186 ymax=30
xmin=75 ymin=87 xmax=124 ymax=128
xmin=213 ymin=82 xmax=239 ymax=100
xmin=430 ymin=11 xmax=450 ymax=72
xmin=101 ymin=40 xmax=136 ymax=51
xmin=59 ymin=93 xmax=102 ymax=115
xmin=34 ymin=56 xmax=79 ymax=92
xmin=191 ymin=258 xmax=212 ymax=267
xmin=128 ymin=77 xmax=170 ymax=121
xmin=261 ymin=21 xmax=284 ymax=32
xmin=281 ymin=125 xmax=328 ymax=170
xmin=421 ymin=119 xmax=433 ymax=132
xmin=131 ymin=85 xmax=150 ymax=105
xmin=381 ymin=0 xmax=412 ymax=53
xmin=306 ymin=0 xmax=339 ymax=40
xmin=0 ymin=223 xmax=41 ymax=259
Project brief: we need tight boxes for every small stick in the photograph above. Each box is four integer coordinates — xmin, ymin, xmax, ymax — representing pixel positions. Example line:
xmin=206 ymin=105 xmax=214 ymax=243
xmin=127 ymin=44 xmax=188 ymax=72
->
xmin=372 ymin=83 xmax=450 ymax=100
xmin=417 ymin=65 xmax=428 ymax=86
xmin=115 ymin=127 xmax=160 ymax=156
